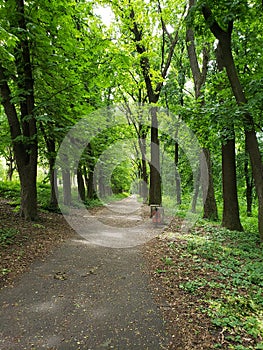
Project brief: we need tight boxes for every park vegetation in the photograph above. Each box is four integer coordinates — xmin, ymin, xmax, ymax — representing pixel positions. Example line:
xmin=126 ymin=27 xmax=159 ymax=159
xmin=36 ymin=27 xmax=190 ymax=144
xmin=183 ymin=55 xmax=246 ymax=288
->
xmin=0 ymin=1 xmax=263 ymax=348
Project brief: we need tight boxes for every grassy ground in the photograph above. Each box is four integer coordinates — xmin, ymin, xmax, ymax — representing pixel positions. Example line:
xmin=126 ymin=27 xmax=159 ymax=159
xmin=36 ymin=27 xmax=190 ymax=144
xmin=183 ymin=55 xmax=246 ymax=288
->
xmin=145 ymin=214 xmax=263 ymax=349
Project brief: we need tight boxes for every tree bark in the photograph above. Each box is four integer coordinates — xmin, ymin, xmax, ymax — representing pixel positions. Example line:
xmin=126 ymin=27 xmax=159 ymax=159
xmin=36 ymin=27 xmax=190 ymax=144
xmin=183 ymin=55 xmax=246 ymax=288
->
xmin=0 ymin=0 xmax=38 ymax=220
xmin=202 ymin=5 xmax=263 ymax=240
xmin=191 ymin=162 xmax=201 ymax=213
xmin=77 ymin=166 xmax=86 ymax=202
xmin=186 ymin=10 xmax=218 ymax=219
xmin=6 ymin=148 xmax=16 ymax=181
xmin=149 ymin=106 xmax=162 ymax=205
xmin=61 ymin=154 xmax=71 ymax=206
xmin=0 ymin=65 xmax=37 ymax=220
xmin=85 ymin=144 xmax=97 ymax=200
xmin=138 ymin=124 xmax=149 ymax=203
xmin=202 ymin=148 xmax=218 ymax=220
xmin=174 ymin=139 xmax=181 ymax=205
xmin=50 ymin=165 xmax=58 ymax=209
xmin=244 ymin=150 xmax=253 ymax=216
xmin=222 ymin=139 xmax=243 ymax=231
xmin=129 ymin=5 xmax=180 ymax=205
xmin=40 ymin=125 xmax=58 ymax=209
xmin=215 ymin=42 xmax=242 ymax=230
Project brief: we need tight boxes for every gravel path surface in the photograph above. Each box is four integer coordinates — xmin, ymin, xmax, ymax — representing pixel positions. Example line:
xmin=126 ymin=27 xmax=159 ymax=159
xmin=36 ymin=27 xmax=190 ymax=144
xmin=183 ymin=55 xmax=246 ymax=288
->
xmin=0 ymin=197 xmax=169 ymax=349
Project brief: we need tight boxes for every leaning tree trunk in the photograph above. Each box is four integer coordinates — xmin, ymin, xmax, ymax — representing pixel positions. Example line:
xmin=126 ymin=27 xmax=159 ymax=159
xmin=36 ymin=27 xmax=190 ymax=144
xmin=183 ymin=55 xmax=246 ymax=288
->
xmin=202 ymin=5 xmax=263 ymax=241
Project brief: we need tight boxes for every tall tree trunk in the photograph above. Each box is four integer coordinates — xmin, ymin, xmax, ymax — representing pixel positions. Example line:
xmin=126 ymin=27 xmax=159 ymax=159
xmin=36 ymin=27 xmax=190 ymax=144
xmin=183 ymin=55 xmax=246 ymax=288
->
xmin=77 ymin=166 xmax=85 ymax=202
xmin=138 ymin=124 xmax=148 ymax=203
xmin=85 ymin=144 xmax=97 ymax=200
xmin=62 ymin=155 xmax=71 ymax=206
xmin=202 ymin=148 xmax=218 ymax=220
xmin=202 ymin=5 xmax=263 ymax=241
xmin=6 ymin=148 xmax=16 ymax=181
xmin=174 ymin=139 xmax=181 ymax=205
xmin=0 ymin=1 xmax=38 ymax=221
xmin=40 ymin=125 xmax=58 ymax=209
xmin=191 ymin=162 xmax=201 ymax=213
xmin=186 ymin=14 xmax=218 ymax=219
xmin=244 ymin=150 xmax=253 ymax=217
xmin=50 ymin=164 xmax=58 ymax=209
xmin=87 ymin=167 xmax=96 ymax=200
xmin=215 ymin=43 xmax=241 ymax=229
xmin=129 ymin=5 xmax=180 ymax=206
xmin=222 ymin=138 xmax=243 ymax=231
xmin=149 ymin=106 xmax=162 ymax=205
xmin=98 ymin=167 xmax=105 ymax=198
xmin=15 ymin=0 xmax=38 ymax=219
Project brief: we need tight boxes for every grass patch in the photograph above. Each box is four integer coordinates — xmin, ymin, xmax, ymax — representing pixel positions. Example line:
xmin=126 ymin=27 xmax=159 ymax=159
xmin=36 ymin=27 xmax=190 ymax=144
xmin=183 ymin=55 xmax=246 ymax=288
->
xmin=0 ymin=181 xmax=20 ymax=200
xmin=161 ymin=217 xmax=263 ymax=349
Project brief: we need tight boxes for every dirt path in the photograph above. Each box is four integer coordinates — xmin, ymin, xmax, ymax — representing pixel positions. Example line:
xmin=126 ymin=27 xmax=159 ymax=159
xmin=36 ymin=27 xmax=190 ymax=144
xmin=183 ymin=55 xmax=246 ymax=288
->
xmin=0 ymin=197 xmax=169 ymax=349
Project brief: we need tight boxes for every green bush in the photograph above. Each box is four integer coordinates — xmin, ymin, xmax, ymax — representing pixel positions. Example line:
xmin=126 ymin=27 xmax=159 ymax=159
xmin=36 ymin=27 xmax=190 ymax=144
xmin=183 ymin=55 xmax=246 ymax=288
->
xmin=0 ymin=228 xmax=19 ymax=247
xmin=0 ymin=181 xmax=20 ymax=200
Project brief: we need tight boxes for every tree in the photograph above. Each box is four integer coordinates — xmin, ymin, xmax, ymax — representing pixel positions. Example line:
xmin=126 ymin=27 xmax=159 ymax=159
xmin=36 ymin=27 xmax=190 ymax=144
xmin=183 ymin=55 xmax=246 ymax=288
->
xmin=0 ymin=0 xmax=38 ymax=220
xmin=107 ymin=0 xmax=186 ymax=205
xmin=201 ymin=2 xmax=263 ymax=240
xmin=215 ymin=42 xmax=243 ymax=231
xmin=186 ymin=0 xmax=218 ymax=220
xmin=0 ymin=111 xmax=16 ymax=181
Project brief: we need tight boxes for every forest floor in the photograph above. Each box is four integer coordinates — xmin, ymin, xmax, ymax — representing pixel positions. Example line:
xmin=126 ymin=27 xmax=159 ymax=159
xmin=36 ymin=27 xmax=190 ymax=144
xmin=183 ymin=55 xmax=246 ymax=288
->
xmin=0 ymin=197 xmax=227 ymax=349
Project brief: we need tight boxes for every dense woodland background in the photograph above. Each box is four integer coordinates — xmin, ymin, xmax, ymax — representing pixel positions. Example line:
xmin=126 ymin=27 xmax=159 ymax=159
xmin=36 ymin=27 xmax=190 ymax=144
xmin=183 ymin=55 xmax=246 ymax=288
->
xmin=1 ymin=1 xmax=263 ymax=348
xmin=0 ymin=0 xmax=263 ymax=236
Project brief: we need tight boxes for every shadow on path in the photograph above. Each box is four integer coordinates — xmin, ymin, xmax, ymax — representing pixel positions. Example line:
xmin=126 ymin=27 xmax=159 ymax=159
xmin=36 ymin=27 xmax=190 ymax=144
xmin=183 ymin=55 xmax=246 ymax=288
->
xmin=0 ymin=197 xmax=169 ymax=349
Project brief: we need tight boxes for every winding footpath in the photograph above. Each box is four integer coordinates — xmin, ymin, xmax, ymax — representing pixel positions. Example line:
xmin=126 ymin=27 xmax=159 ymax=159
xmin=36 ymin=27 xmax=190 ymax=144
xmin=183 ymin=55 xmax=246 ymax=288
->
xmin=0 ymin=197 xmax=169 ymax=349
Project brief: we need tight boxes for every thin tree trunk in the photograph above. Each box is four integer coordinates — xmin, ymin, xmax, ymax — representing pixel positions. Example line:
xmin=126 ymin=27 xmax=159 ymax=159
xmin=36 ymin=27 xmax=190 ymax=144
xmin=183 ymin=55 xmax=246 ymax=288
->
xmin=139 ymin=125 xmax=148 ymax=203
xmin=40 ymin=125 xmax=58 ymax=210
xmin=129 ymin=5 xmax=181 ymax=206
xmin=6 ymin=149 xmax=16 ymax=181
xmin=149 ymin=106 xmax=162 ymax=205
xmin=222 ymin=139 xmax=243 ymax=231
xmin=191 ymin=160 xmax=200 ymax=213
xmin=85 ymin=144 xmax=97 ymax=200
xmin=244 ymin=150 xmax=253 ymax=217
xmin=186 ymin=9 xmax=218 ymax=219
xmin=77 ymin=166 xmax=85 ymax=202
xmin=62 ymin=154 xmax=71 ymax=206
xmin=175 ymin=140 xmax=181 ymax=205
xmin=202 ymin=148 xmax=218 ymax=220
xmin=50 ymin=164 xmax=58 ymax=209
